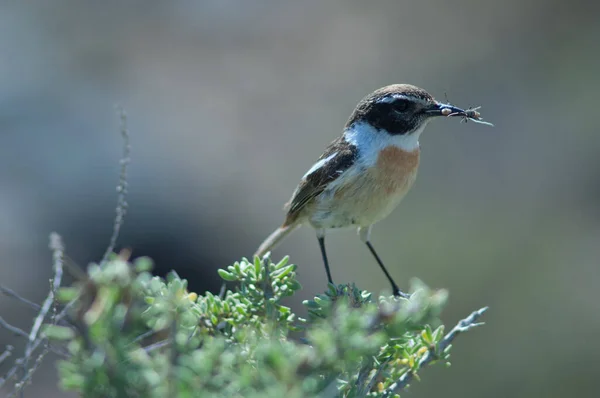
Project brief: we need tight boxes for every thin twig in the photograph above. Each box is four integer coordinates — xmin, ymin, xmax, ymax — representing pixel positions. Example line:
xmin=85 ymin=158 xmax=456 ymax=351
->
xmin=101 ymin=105 xmax=131 ymax=265
xmin=218 ymin=283 xmax=227 ymax=299
xmin=9 ymin=349 xmax=52 ymax=398
xmin=8 ymin=234 xmax=65 ymax=396
xmin=363 ymin=358 xmax=389 ymax=395
xmin=169 ymin=318 xmax=179 ymax=398
xmin=55 ymin=296 xmax=79 ymax=323
xmin=0 ymin=286 xmax=41 ymax=311
xmin=131 ymin=329 xmax=161 ymax=345
xmin=143 ymin=339 xmax=171 ymax=353
xmin=355 ymin=357 xmax=376 ymax=396
xmin=0 ymin=322 xmax=72 ymax=390
xmin=382 ymin=306 xmax=488 ymax=396
xmin=0 ymin=360 xmax=20 ymax=388
xmin=0 ymin=345 xmax=13 ymax=366
xmin=0 ymin=108 xmax=131 ymax=394
xmin=0 ymin=317 xmax=29 ymax=338
xmin=23 ymin=332 xmax=69 ymax=358
xmin=262 ymin=254 xmax=276 ymax=321
xmin=0 ymin=316 xmax=68 ymax=360
xmin=49 ymin=106 xmax=132 ymax=355
xmin=23 ymin=235 xmax=64 ymax=357
xmin=0 ymin=284 xmax=73 ymax=330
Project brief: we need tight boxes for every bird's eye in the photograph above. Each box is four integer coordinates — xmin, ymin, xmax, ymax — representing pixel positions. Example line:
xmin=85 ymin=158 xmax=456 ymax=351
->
xmin=393 ymin=99 xmax=410 ymax=112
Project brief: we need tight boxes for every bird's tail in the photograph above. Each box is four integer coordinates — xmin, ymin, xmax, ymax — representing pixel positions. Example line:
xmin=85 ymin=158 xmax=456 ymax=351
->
xmin=254 ymin=222 xmax=301 ymax=258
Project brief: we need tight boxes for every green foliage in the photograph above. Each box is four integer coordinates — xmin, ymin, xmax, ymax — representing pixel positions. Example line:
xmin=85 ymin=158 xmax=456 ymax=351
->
xmin=45 ymin=254 xmax=484 ymax=398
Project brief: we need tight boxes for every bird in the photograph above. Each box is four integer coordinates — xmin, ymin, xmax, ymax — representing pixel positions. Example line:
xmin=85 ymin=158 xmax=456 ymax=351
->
xmin=255 ymin=84 xmax=484 ymax=297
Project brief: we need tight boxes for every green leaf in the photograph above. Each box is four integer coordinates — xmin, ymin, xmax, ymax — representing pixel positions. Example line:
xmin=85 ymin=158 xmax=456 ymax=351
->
xmin=303 ymin=300 xmax=319 ymax=309
xmin=56 ymin=287 xmax=79 ymax=302
xmin=43 ymin=325 xmax=75 ymax=340
xmin=254 ymin=255 xmax=262 ymax=276
xmin=274 ymin=256 xmax=289 ymax=270
xmin=134 ymin=256 xmax=154 ymax=272
xmin=273 ymin=264 xmax=295 ymax=279
xmin=218 ymin=269 xmax=237 ymax=282
xmin=432 ymin=325 xmax=445 ymax=342
xmin=166 ymin=270 xmax=180 ymax=283
xmin=421 ymin=325 xmax=433 ymax=344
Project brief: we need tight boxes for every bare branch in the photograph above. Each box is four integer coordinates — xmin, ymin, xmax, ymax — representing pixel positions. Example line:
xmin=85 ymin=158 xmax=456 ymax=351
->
xmin=9 ymin=349 xmax=52 ymax=398
xmin=143 ymin=339 xmax=171 ymax=353
xmin=0 ymin=345 xmax=13 ymax=366
xmin=364 ymin=359 xmax=389 ymax=395
xmin=25 ymin=234 xmax=64 ymax=351
xmin=2 ymin=108 xmax=133 ymax=396
xmin=0 ymin=317 xmax=29 ymax=338
xmin=0 ymin=360 xmax=20 ymax=389
xmin=132 ymin=329 xmax=161 ymax=345
xmin=51 ymin=109 xmax=132 ymax=345
xmin=0 ymin=318 xmax=67 ymax=388
xmin=5 ymin=234 xmax=66 ymax=396
xmin=0 ymin=284 xmax=73 ymax=329
xmin=382 ymin=306 xmax=488 ymax=396
xmin=101 ymin=105 xmax=131 ymax=265
xmin=0 ymin=286 xmax=41 ymax=312
xmin=0 ymin=316 xmax=70 ymax=363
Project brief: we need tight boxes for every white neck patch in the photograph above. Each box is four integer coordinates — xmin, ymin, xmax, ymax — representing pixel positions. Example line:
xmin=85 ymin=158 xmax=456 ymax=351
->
xmin=343 ymin=121 xmax=426 ymax=165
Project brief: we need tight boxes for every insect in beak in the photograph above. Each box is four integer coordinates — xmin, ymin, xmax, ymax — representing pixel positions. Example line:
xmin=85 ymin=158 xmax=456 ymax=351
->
xmin=425 ymin=102 xmax=467 ymax=117
xmin=426 ymin=102 xmax=494 ymax=126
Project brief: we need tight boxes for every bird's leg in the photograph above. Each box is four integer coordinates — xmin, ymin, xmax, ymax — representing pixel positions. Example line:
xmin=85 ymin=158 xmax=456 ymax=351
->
xmin=365 ymin=241 xmax=408 ymax=298
xmin=317 ymin=230 xmax=334 ymax=285
xmin=359 ymin=227 xmax=409 ymax=298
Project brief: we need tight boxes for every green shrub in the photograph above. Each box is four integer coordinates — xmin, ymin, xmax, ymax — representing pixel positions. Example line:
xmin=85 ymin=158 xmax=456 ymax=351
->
xmin=43 ymin=254 xmax=486 ymax=398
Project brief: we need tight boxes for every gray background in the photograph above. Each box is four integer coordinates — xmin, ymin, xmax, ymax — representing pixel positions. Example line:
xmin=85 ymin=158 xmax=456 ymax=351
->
xmin=1 ymin=1 xmax=599 ymax=396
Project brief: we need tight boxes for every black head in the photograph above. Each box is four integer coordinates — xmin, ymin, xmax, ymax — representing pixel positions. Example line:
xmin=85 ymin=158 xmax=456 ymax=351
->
xmin=345 ymin=84 xmax=467 ymax=135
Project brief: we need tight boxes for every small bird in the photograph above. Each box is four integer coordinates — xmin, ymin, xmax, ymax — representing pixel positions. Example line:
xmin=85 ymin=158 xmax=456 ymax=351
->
xmin=255 ymin=84 xmax=487 ymax=297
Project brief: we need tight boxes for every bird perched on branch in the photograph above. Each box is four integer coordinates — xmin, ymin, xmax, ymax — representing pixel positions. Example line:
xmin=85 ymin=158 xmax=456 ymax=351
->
xmin=255 ymin=84 xmax=491 ymax=297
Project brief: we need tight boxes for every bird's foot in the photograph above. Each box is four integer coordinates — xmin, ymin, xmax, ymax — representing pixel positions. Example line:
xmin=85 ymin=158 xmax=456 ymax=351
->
xmin=393 ymin=288 xmax=411 ymax=299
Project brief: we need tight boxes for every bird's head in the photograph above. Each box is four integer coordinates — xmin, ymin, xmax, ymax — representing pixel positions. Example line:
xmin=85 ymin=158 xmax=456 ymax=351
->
xmin=345 ymin=84 xmax=468 ymax=136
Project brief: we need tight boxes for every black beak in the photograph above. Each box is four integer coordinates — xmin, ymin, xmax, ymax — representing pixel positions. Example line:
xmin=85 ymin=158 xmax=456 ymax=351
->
xmin=424 ymin=102 xmax=467 ymax=117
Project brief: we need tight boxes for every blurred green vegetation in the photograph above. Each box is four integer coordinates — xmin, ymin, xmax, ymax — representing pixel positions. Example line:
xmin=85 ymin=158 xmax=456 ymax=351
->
xmin=37 ymin=254 xmax=484 ymax=398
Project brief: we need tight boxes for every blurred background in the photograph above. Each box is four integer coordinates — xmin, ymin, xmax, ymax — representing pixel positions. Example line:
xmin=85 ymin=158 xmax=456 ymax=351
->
xmin=1 ymin=0 xmax=599 ymax=396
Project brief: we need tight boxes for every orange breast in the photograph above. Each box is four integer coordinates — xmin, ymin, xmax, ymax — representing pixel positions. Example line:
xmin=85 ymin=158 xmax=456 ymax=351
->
xmin=310 ymin=145 xmax=420 ymax=228
xmin=374 ymin=146 xmax=420 ymax=194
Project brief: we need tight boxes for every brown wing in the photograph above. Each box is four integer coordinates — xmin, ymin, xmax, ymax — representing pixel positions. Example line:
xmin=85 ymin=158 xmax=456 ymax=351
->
xmin=284 ymin=136 xmax=358 ymax=223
